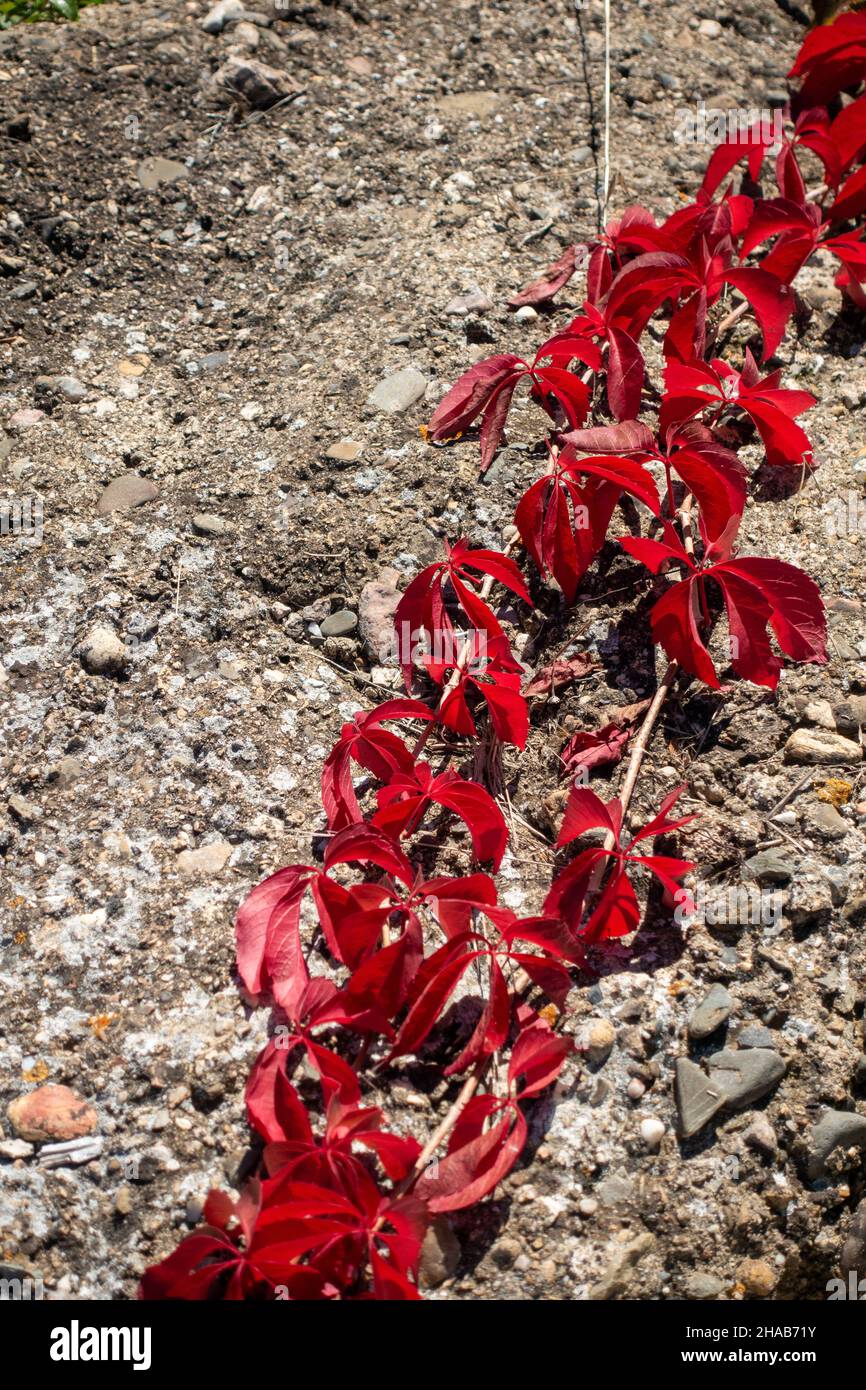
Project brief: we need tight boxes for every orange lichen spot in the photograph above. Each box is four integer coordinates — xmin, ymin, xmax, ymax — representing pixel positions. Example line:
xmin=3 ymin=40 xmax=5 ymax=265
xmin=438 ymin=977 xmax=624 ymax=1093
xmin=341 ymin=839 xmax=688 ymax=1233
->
xmin=817 ymin=778 xmax=852 ymax=808
xmin=23 ymin=1060 xmax=49 ymax=1084
xmin=88 ymin=1014 xmax=116 ymax=1039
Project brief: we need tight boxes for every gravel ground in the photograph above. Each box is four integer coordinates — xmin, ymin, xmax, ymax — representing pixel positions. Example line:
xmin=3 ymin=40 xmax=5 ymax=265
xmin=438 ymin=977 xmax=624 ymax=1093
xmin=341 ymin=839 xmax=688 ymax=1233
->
xmin=1 ymin=0 xmax=865 ymax=1301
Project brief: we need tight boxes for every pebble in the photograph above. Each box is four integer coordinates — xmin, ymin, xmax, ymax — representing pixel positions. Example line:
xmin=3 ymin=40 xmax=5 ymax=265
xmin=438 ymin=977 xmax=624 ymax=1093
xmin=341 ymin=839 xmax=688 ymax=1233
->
xmin=588 ymin=1232 xmax=654 ymax=1300
xmin=854 ymin=1055 xmax=866 ymax=1087
xmin=675 ymin=1056 xmax=725 ymax=1138
xmin=444 ymin=288 xmax=494 ymax=316
xmin=584 ymin=1018 xmax=616 ymax=1065
xmin=320 ymin=608 xmax=358 ymax=639
xmin=640 ymin=1117 xmax=664 ymax=1149
xmin=176 ymin=841 xmax=233 ymax=877
xmin=804 ymin=801 xmax=847 ymax=840
xmin=841 ymin=1199 xmax=866 ymax=1278
xmin=514 ymin=305 xmax=538 ymax=323
xmin=687 ymin=984 xmax=733 ymax=1042
xmin=359 ymin=569 xmax=401 ymax=662
xmin=419 ymin=1216 xmax=461 ymax=1288
xmin=784 ymin=729 xmax=862 ymax=765
xmin=201 ymin=0 xmax=244 ymax=32
xmin=8 ymin=794 xmax=41 ymax=825
xmin=707 ymin=1048 xmax=785 ymax=1110
xmin=76 ymin=625 xmax=129 ymax=678
xmin=137 ymin=157 xmax=188 ymax=191
xmin=802 ymin=698 xmax=835 ymax=729
xmin=806 ymin=1109 xmax=866 ymax=1180
xmin=8 ymin=408 xmax=45 ymax=430
xmin=192 ymin=512 xmax=229 ymax=537
xmin=212 ymin=56 xmax=298 ymax=110
xmin=325 ymin=439 xmax=364 ymax=463
xmin=697 ymin=18 xmax=722 ymax=37
xmin=736 ymin=1024 xmax=775 ymax=1049
xmin=97 ymin=473 xmax=159 ymax=516
xmin=37 ymin=374 xmax=87 ymax=403
xmin=743 ymin=849 xmax=794 ymax=886
xmin=8 ymin=1085 xmax=98 ymax=1143
xmin=737 ymin=1258 xmax=776 ymax=1298
xmin=51 ymin=755 xmax=83 ymax=788
xmin=744 ymin=1114 xmax=777 ymax=1159
xmin=366 ymin=366 xmax=428 ymax=414
xmin=0 ymin=1138 xmax=34 ymax=1160
xmin=626 ymin=1077 xmax=646 ymax=1100
xmin=684 ymin=1271 xmax=725 ymax=1299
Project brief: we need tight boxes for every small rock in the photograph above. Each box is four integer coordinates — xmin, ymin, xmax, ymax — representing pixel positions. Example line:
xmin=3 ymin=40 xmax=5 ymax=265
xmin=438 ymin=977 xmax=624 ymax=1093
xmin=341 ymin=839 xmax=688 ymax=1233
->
xmin=698 ymin=18 xmax=722 ymax=37
xmin=115 ymin=1186 xmax=133 ymax=1217
xmin=50 ymin=755 xmax=83 ymax=788
xmin=626 ymin=1077 xmax=646 ymax=1100
xmin=853 ymin=1055 xmax=866 ymax=1088
xmin=97 ymin=473 xmax=159 ymax=516
xmin=192 ymin=512 xmax=229 ymax=537
xmin=37 ymin=374 xmax=87 ymax=403
xmin=8 ymin=1085 xmax=98 ymax=1143
xmin=737 ymin=1257 xmax=776 ymax=1298
xmin=675 ymin=1057 xmax=724 ymax=1138
xmin=77 ymin=625 xmax=129 ymax=678
xmin=320 ymin=608 xmax=358 ymax=639
xmin=584 ymin=1018 xmax=616 ymax=1066
xmin=419 ymin=1216 xmax=461 ymax=1288
xmin=743 ymin=849 xmax=794 ymax=886
xmin=212 ymin=56 xmax=299 ymax=110
xmin=359 ymin=569 xmax=401 ymax=662
xmin=784 ymin=729 xmax=862 ymax=766
xmin=806 ymin=1109 xmax=866 ymax=1180
xmin=744 ymin=1114 xmax=778 ymax=1159
xmin=325 ymin=439 xmax=364 ymax=463
xmin=514 ymin=305 xmax=538 ymax=323
xmin=196 ymin=351 xmax=230 ymax=374
xmin=367 ymin=366 xmax=428 ymax=414
xmin=804 ymin=801 xmax=847 ymax=840
xmin=0 ymin=1138 xmax=34 ymax=1160
xmin=137 ymin=157 xmax=188 ymax=191
xmin=8 ymin=794 xmax=41 ymax=825
xmin=176 ymin=841 xmax=233 ymax=876
xmin=684 ymin=1271 xmax=725 ymax=1298
xmin=688 ymin=984 xmax=733 ymax=1042
xmin=707 ymin=1048 xmax=785 ymax=1110
xmin=802 ymin=698 xmax=836 ymax=729
xmin=201 ymin=0 xmax=244 ymax=32
xmin=640 ymin=1117 xmax=664 ymax=1149
xmin=841 ymin=1199 xmax=866 ymax=1279
xmin=736 ymin=1024 xmax=775 ymax=1049
xmin=444 ymin=288 xmax=494 ymax=316
xmin=588 ymin=1232 xmax=654 ymax=1300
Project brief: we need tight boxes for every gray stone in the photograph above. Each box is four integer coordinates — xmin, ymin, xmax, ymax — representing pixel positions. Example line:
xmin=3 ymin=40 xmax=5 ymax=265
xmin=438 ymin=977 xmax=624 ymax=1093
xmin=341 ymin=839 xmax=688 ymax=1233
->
xmin=683 ymin=1271 xmax=725 ymax=1299
xmin=196 ymin=351 xmax=230 ymax=374
xmin=853 ymin=1055 xmax=866 ymax=1088
xmin=743 ymin=849 xmax=794 ymax=886
xmin=367 ymin=366 xmax=427 ymax=414
xmin=37 ymin=374 xmax=86 ymax=403
xmin=212 ymin=57 xmax=298 ymax=110
xmin=444 ymin=288 xmax=494 ymax=316
xmin=137 ymin=157 xmax=188 ymax=191
xmin=736 ymin=1024 xmax=775 ymax=1049
xmin=320 ymin=608 xmax=358 ymax=638
xmin=674 ymin=1057 xmax=725 ymax=1138
xmin=77 ymin=625 xmax=129 ymax=678
xmin=806 ymin=1110 xmax=866 ymax=1181
xmin=419 ymin=1216 xmax=461 ymax=1288
xmin=192 ymin=512 xmax=229 ymax=537
xmin=744 ymin=1114 xmax=777 ymax=1159
xmin=688 ymin=984 xmax=733 ymax=1042
xmin=97 ymin=474 xmax=159 ymax=516
xmin=841 ymin=1199 xmax=866 ymax=1279
xmin=588 ymin=1232 xmax=654 ymax=1300
xmin=201 ymin=0 xmax=244 ymax=32
xmin=707 ymin=1048 xmax=785 ymax=1110
xmin=784 ymin=729 xmax=862 ymax=765
xmin=804 ymin=801 xmax=847 ymax=840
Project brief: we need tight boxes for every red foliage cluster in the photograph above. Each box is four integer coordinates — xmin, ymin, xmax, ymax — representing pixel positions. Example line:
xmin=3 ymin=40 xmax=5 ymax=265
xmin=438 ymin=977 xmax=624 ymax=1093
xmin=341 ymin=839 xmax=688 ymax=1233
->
xmin=142 ymin=14 xmax=865 ymax=1300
